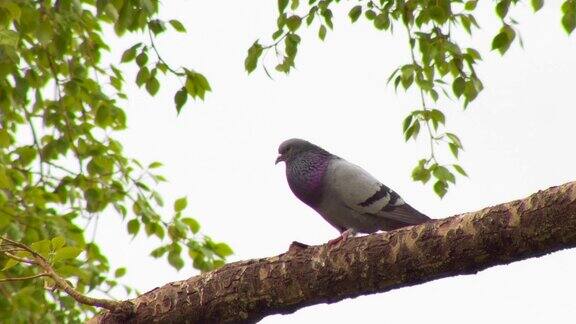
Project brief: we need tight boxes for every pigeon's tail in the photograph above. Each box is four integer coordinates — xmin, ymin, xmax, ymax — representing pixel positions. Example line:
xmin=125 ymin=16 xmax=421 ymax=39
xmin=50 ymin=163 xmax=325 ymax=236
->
xmin=378 ymin=202 xmax=431 ymax=230
xmin=396 ymin=203 xmax=431 ymax=224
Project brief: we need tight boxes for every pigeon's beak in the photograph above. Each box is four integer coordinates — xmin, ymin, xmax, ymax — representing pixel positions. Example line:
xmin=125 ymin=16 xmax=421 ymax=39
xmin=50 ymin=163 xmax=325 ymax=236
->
xmin=275 ymin=154 xmax=285 ymax=165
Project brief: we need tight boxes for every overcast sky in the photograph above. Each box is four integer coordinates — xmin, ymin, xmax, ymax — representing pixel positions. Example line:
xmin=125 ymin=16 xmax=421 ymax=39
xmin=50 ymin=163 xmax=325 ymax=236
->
xmin=97 ymin=1 xmax=576 ymax=323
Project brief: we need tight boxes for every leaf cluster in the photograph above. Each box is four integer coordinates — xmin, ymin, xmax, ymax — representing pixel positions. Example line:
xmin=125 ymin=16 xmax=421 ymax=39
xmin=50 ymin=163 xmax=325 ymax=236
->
xmin=0 ymin=0 xmax=226 ymax=321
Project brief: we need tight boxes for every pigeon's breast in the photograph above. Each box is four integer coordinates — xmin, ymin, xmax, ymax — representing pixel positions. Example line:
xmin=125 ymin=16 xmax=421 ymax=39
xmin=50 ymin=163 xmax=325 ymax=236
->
xmin=286 ymin=155 xmax=329 ymax=207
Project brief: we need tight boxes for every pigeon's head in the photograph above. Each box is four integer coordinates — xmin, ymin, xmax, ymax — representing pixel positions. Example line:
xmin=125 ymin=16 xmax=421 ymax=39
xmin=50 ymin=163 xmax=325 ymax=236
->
xmin=275 ymin=138 xmax=327 ymax=165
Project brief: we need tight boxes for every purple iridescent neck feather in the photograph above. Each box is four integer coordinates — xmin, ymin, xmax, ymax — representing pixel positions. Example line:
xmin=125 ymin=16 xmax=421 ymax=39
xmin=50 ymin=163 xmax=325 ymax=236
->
xmin=285 ymin=151 xmax=332 ymax=207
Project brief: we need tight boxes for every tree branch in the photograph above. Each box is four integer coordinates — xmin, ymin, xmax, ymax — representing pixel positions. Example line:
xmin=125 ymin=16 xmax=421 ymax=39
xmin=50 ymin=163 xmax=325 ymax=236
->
xmin=92 ymin=181 xmax=576 ymax=323
xmin=0 ymin=237 xmax=134 ymax=316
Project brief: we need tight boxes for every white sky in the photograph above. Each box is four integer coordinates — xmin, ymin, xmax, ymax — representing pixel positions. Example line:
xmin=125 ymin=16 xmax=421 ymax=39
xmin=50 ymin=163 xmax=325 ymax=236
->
xmin=96 ymin=1 xmax=576 ymax=323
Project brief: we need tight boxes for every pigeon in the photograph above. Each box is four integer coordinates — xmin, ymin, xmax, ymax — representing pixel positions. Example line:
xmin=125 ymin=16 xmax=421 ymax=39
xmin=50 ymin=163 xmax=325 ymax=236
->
xmin=275 ymin=138 xmax=430 ymax=244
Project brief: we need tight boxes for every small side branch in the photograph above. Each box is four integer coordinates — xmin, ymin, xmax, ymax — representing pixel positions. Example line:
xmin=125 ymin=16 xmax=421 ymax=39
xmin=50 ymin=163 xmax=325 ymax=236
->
xmin=0 ymin=237 xmax=134 ymax=316
xmin=0 ymin=272 xmax=49 ymax=283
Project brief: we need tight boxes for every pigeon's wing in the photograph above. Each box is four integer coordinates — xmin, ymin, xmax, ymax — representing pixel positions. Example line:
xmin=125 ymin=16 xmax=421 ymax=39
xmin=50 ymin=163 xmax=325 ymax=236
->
xmin=326 ymin=158 xmax=429 ymax=225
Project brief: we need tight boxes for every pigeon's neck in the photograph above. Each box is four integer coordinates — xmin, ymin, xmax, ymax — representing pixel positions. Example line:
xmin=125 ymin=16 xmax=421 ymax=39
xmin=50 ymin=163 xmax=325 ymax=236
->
xmin=287 ymin=152 xmax=332 ymax=207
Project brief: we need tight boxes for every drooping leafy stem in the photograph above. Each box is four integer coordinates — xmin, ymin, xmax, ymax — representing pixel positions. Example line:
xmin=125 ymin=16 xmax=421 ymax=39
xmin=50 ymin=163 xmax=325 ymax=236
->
xmin=122 ymin=18 xmax=212 ymax=114
xmin=399 ymin=16 xmax=469 ymax=198
xmin=404 ymin=22 xmax=448 ymax=197
xmin=245 ymin=0 xmax=575 ymax=197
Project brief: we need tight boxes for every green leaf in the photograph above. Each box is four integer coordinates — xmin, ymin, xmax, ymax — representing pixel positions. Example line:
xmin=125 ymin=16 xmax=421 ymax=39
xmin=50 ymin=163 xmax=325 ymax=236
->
xmin=174 ymin=88 xmax=188 ymax=113
xmin=321 ymin=9 xmax=333 ymax=29
xmin=464 ymin=80 xmax=478 ymax=101
xmin=277 ymin=12 xmax=287 ymax=29
xmin=0 ymin=166 xmax=14 ymax=189
xmin=374 ymin=13 xmax=390 ymax=30
xmin=430 ymin=6 xmax=447 ymax=24
xmin=0 ymin=190 xmax=7 ymax=207
xmin=182 ymin=217 xmax=200 ymax=234
xmin=430 ymin=89 xmax=439 ymax=102
xmin=531 ymin=0 xmax=544 ymax=12
xmin=286 ymin=16 xmax=302 ymax=32
xmin=213 ymin=260 xmax=225 ymax=269
xmin=453 ymin=164 xmax=469 ymax=177
xmin=318 ymin=25 xmax=327 ymax=41
xmin=365 ymin=10 xmax=376 ymax=20
xmin=184 ymin=71 xmax=212 ymax=100
xmin=31 ymin=240 xmax=51 ymax=257
xmin=95 ymin=105 xmax=111 ymax=127
xmin=496 ymin=0 xmax=511 ymax=19
xmin=492 ymin=25 xmax=516 ymax=54
xmin=452 ymin=77 xmax=465 ymax=98
xmin=0 ymin=2 xmax=20 ymax=21
xmin=446 ymin=132 xmax=463 ymax=148
xmin=278 ymin=0 xmax=289 ymax=13
xmin=214 ymin=243 xmax=233 ymax=257
xmin=465 ymin=0 xmax=478 ymax=10
xmin=0 ymin=129 xmax=11 ymax=148
xmin=2 ymin=258 xmax=20 ymax=271
xmin=291 ymin=0 xmax=300 ymax=10
xmin=169 ymin=19 xmax=186 ymax=32
xmin=121 ymin=44 xmax=141 ymax=63
xmin=349 ymin=6 xmax=362 ymax=23
xmin=136 ymin=67 xmax=150 ymax=87
xmin=145 ymin=77 xmax=160 ymax=96
xmin=466 ymin=48 xmax=482 ymax=60
xmin=430 ymin=109 xmax=445 ymax=126
xmin=562 ymin=9 xmax=576 ymax=34
xmin=174 ymin=197 xmax=187 ymax=212
xmin=491 ymin=31 xmax=509 ymax=51
xmin=432 ymin=166 xmax=456 ymax=184
xmin=245 ymin=41 xmax=263 ymax=73
xmin=449 ymin=143 xmax=459 ymax=158
xmin=412 ymin=160 xmax=431 ymax=184
xmin=136 ymin=52 xmax=148 ymax=67
xmin=460 ymin=15 xmax=472 ymax=34
xmin=127 ymin=219 xmax=140 ymax=236
xmin=401 ymin=74 xmax=414 ymax=89
xmin=402 ymin=115 xmax=413 ymax=132
xmin=433 ymin=180 xmax=448 ymax=198
xmin=168 ymin=251 xmax=184 ymax=270
xmin=148 ymin=162 xmax=163 ymax=169
xmin=272 ymin=29 xmax=284 ymax=40
xmin=150 ymin=246 xmax=168 ymax=258
xmin=104 ymin=3 xmax=119 ymax=21
xmin=404 ymin=121 xmax=420 ymax=141
xmin=51 ymin=236 xmax=66 ymax=250
xmin=148 ymin=19 xmax=166 ymax=35
xmin=152 ymin=224 xmax=165 ymax=240
xmin=54 ymin=246 xmax=82 ymax=263
xmin=306 ymin=7 xmax=317 ymax=25
xmin=114 ymin=267 xmax=127 ymax=278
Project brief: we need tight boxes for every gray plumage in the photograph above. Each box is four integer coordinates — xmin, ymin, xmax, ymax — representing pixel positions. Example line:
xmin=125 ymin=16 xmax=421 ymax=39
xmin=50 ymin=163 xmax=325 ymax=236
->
xmin=276 ymin=138 xmax=430 ymax=235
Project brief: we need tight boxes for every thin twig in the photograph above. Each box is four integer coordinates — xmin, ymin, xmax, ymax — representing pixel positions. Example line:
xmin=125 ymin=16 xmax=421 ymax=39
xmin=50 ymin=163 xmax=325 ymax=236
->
xmin=147 ymin=27 xmax=185 ymax=76
xmin=4 ymin=252 xmax=36 ymax=265
xmin=45 ymin=161 xmax=76 ymax=175
xmin=0 ymin=272 xmax=49 ymax=283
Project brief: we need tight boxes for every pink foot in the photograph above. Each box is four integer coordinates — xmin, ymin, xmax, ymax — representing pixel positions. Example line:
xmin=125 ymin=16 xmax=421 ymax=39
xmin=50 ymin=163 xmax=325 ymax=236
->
xmin=327 ymin=229 xmax=356 ymax=248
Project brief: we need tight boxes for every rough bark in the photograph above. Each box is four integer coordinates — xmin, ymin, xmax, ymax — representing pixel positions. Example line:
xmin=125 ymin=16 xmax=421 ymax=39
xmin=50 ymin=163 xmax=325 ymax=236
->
xmin=91 ymin=181 xmax=576 ymax=324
